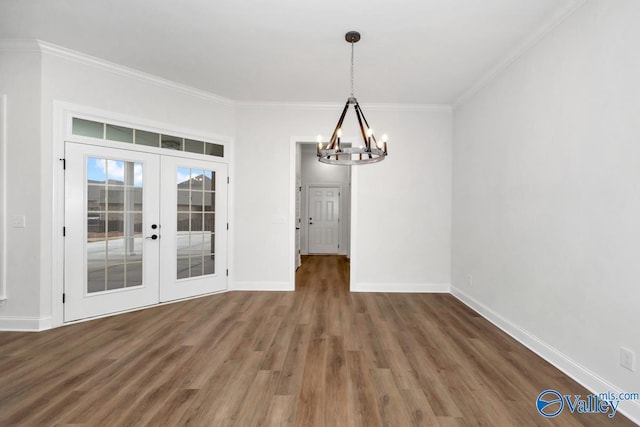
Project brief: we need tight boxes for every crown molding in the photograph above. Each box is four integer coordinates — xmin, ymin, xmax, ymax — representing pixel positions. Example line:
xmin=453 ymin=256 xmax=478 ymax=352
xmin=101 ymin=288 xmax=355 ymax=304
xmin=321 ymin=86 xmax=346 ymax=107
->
xmin=1 ymin=38 xmax=450 ymax=112
xmin=0 ymin=38 xmax=235 ymax=106
xmin=37 ymin=40 xmax=236 ymax=106
xmin=452 ymin=0 xmax=587 ymax=109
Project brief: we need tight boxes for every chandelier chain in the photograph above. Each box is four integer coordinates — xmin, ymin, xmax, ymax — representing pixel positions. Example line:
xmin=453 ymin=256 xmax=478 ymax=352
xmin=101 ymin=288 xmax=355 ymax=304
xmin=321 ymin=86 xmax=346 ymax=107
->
xmin=350 ymin=41 xmax=355 ymax=97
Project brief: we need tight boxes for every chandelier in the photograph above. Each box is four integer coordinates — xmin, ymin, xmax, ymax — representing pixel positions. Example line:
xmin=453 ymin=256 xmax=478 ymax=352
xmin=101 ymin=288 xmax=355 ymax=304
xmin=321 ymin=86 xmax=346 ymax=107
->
xmin=317 ymin=31 xmax=388 ymax=165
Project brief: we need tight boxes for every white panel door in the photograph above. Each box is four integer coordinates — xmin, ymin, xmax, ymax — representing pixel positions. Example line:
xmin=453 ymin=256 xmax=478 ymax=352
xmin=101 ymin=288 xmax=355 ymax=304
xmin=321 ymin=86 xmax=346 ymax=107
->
xmin=159 ymin=156 xmax=228 ymax=301
xmin=308 ymin=186 xmax=340 ymax=254
xmin=64 ymin=142 xmax=161 ymax=322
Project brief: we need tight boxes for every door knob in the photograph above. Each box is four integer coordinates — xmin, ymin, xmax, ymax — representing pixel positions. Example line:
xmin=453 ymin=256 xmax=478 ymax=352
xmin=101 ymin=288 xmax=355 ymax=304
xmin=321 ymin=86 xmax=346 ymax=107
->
xmin=146 ymin=234 xmax=159 ymax=240
xmin=151 ymin=224 xmax=158 ymax=229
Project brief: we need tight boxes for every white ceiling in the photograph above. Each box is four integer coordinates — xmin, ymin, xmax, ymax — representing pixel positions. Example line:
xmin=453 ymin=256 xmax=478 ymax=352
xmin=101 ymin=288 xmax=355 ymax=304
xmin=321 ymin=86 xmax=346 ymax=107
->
xmin=0 ymin=0 xmax=581 ymax=104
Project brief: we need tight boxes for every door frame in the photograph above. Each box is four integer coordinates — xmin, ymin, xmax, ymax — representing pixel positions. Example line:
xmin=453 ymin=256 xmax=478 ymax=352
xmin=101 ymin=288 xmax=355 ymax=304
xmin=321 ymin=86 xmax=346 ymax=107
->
xmin=52 ymin=102 xmax=233 ymax=328
xmin=295 ymin=176 xmax=302 ymax=269
xmin=289 ymin=138 xmax=357 ymax=290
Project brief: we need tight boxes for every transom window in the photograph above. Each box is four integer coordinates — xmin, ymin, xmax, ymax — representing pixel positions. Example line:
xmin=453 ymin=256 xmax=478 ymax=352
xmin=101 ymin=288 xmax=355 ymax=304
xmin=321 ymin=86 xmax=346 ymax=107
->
xmin=72 ymin=117 xmax=224 ymax=158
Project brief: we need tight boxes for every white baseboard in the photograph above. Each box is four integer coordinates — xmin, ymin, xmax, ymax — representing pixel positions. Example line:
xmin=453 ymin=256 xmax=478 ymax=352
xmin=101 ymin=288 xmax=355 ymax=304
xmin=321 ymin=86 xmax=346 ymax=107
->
xmin=231 ymin=281 xmax=294 ymax=291
xmin=450 ymin=286 xmax=640 ymax=426
xmin=0 ymin=315 xmax=52 ymax=331
xmin=350 ymin=282 xmax=451 ymax=293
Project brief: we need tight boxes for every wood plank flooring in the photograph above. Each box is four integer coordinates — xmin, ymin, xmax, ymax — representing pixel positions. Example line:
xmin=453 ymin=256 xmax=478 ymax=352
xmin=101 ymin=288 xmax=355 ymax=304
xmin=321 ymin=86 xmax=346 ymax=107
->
xmin=0 ymin=255 xmax=636 ymax=426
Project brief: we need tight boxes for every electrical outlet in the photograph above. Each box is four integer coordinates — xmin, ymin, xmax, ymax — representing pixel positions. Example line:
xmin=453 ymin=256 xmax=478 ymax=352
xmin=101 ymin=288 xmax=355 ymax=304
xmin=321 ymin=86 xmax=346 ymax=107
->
xmin=467 ymin=274 xmax=473 ymax=286
xmin=620 ymin=347 xmax=635 ymax=371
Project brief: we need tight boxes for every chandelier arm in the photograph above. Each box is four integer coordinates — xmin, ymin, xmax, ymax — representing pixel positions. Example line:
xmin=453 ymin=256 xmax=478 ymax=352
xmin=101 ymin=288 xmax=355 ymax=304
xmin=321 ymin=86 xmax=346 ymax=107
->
xmin=353 ymin=104 xmax=370 ymax=153
xmin=355 ymin=103 xmax=382 ymax=154
xmin=328 ymin=100 xmax=350 ymax=150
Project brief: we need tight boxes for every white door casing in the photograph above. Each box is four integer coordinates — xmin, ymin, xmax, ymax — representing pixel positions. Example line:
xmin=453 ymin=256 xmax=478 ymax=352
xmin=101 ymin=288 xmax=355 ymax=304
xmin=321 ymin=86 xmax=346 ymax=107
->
xmin=307 ymin=186 xmax=340 ymax=254
xmin=295 ymin=176 xmax=302 ymax=268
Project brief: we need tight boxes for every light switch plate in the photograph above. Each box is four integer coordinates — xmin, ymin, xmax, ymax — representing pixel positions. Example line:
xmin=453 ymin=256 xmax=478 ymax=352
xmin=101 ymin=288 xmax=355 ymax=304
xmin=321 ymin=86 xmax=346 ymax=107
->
xmin=10 ymin=215 xmax=25 ymax=228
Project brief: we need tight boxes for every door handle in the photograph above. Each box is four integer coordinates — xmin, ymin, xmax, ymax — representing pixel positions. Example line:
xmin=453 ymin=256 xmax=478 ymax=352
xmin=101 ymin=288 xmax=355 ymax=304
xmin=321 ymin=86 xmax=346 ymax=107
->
xmin=146 ymin=234 xmax=159 ymax=240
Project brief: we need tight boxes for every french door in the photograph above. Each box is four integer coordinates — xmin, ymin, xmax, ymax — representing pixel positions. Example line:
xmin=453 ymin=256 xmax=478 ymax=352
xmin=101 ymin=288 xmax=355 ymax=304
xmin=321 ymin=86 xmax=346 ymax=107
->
xmin=64 ymin=142 xmax=227 ymax=322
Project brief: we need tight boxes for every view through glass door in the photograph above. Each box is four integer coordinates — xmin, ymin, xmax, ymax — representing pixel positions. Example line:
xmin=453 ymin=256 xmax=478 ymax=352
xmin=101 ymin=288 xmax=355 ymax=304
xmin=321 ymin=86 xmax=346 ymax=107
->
xmin=64 ymin=142 xmax=228 ymax=322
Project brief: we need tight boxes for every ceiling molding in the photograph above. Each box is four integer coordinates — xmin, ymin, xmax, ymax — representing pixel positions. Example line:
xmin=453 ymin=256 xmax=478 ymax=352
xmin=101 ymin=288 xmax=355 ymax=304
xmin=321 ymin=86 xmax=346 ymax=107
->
xmin=0 ymin=39 xmax=236 ymax=106
xmin=1 ymin=38 xmax=452 ymax=113
xmin=452 ymin=0 xmax=587 ymax=109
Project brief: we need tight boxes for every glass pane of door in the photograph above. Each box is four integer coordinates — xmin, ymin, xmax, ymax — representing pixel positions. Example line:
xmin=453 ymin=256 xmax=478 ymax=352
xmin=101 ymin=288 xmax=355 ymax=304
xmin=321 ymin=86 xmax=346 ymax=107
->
xmin=176 ymin=167 xmax=215 ymax=280
xmin=87 ymin=158 xmax=143 ymax=293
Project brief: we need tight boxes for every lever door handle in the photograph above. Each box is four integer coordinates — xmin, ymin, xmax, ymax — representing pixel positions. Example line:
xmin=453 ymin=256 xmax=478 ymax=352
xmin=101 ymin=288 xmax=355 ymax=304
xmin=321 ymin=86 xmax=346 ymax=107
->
xmin=146 ymin=234 xmax=159 ymax=240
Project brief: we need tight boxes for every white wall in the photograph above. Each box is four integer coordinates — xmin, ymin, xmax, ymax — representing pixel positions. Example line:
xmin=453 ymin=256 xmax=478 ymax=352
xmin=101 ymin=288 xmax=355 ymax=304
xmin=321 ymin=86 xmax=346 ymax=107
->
xmin=233 ymin=103 xmax=452 ymax=292
xmin=300 ymin=143 xmax=350 ymax=256
xmin=354 ymin=108 xmax=452 ymax=292
xmin=0 ymin=47 xmax=43 ymax=327
xmin=452 ymin=0 xmax=640 ymax=420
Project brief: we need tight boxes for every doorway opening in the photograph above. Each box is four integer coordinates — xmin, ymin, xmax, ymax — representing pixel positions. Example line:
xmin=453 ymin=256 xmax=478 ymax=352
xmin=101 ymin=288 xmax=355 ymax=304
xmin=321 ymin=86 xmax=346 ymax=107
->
xmin=294 ymin=141 xmax=352 ymax=289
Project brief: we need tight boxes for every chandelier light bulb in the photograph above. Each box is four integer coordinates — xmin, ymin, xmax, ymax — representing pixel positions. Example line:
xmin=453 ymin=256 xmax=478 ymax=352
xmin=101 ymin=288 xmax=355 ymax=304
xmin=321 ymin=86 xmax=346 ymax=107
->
xmin=366 ymin=128 xmax=373 ymax=137
xmin=337 ymin=128 xmax=343 ymax=138
xmin=381 ymin=134 xmax=388 ymax=143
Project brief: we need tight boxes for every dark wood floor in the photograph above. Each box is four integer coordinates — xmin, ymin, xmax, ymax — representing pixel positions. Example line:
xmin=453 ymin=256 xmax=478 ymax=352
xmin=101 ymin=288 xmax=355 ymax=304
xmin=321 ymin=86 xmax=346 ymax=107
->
xmin=0 ymin=255 xmax=635 ymax=426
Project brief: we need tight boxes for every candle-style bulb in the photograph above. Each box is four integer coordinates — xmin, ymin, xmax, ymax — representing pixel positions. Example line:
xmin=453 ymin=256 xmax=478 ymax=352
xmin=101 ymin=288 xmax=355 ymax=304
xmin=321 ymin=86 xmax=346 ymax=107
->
xmin=381 ymin=134 xmax=388 ymax=143
xmin=366 ymin=128 xmax=373 ymax=137
xmin=337 ymin=128 xmax=343 ymax=138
